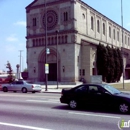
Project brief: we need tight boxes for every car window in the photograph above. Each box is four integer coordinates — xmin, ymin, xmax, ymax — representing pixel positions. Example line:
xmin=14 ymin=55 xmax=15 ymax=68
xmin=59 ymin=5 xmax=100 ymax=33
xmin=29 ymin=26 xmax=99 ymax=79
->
xmin=75 ymin=85 xmax=87 ymax=93
xmin=16 ymin=81 xmax=23 ymax=84
xmin=11 ymin=82 xmax=17 ymax=84
xmin=88 ymin=85 xmax=99 ymax=93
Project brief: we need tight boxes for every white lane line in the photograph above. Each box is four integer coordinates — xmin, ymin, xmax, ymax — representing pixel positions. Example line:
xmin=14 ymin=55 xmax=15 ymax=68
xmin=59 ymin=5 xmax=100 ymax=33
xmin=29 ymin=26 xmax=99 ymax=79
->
xmin=69 ymin=112 xmax=121 ymax=119
xmin=0 ymin=122 xmax=52 ymax=130
xmin=48 ymin=99 xmax=59 ymax=101
xmin=27 ymin=100 xmax=60 ymax=104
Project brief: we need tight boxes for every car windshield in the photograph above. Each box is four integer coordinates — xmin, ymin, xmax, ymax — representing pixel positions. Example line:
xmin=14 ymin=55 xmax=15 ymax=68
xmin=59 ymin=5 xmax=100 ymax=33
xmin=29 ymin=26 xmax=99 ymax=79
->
xmin=103 ymin=84 xmax=121 ymax=94
xmin=23 ymin=81 xmax=29 ymax=84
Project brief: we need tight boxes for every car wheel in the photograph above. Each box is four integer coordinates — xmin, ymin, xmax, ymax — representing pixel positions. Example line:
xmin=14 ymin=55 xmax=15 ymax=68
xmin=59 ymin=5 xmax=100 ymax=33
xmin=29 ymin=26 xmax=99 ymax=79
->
xmin=32 ymin=91 xmax=35 ymax=93
xmin=69 ymin=100 xmax=78 ymax=109
xmin=22 ymin=88 xmax=27 ymax=93
xmin=3 ymin=87 xmax=8 ymax=92
xmin=119 ymin=103 xmax=129 ymax=113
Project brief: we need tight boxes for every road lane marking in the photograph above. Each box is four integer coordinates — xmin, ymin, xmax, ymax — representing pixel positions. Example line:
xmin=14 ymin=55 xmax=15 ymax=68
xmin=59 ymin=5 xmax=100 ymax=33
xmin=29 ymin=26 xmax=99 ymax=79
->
xmin=69 ymin=112 xmax=121 ymax=119
xmin=48 ymin=99 xmax=59 ymax=101
xmin=0 ymin=122 xmax=52 ymax=130
xmin=27 ymin=100 xmax=60 ymax=103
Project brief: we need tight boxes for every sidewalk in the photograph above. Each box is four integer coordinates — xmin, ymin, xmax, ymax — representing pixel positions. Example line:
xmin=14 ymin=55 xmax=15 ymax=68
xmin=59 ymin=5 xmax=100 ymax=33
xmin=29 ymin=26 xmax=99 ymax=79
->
xmin=41 ymin=84 xmax=75 ymax=93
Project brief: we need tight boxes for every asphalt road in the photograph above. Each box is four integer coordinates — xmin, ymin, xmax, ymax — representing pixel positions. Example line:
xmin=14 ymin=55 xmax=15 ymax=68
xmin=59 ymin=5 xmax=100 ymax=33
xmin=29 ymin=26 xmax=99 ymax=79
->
xmin=0 ymin=91 xmax=129 ymax=130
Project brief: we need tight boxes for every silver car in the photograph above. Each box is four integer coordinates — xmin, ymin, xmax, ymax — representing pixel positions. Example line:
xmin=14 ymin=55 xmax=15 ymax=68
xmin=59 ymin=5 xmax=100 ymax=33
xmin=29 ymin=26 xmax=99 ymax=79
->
xmin=1 ymin=80 xmax=42 ymax=93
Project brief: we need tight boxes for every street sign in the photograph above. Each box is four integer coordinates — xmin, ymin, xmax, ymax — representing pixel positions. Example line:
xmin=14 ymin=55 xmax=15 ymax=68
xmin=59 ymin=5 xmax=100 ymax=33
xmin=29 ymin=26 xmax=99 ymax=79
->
xmin=46 ymin=48 xmax=50 ymax=54
xmin=45 ymin=64 xmax=49 ymax=74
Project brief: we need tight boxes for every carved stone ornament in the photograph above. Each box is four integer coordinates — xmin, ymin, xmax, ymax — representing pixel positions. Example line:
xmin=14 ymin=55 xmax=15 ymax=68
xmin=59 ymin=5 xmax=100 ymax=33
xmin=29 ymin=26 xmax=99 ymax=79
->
xmin=43 ymin=10 xmax=58 ymax=30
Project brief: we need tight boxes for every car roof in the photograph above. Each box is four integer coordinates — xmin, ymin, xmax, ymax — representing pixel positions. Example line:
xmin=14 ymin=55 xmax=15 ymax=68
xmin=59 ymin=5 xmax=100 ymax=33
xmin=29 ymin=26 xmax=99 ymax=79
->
xmin=79 ymin=83 xmax=108 ymax=88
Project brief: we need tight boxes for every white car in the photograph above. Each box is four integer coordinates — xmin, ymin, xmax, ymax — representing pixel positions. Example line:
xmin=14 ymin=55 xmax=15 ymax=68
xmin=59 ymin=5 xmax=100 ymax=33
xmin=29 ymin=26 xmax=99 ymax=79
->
xmin=0 ymin=80 xmax=42 ymax=93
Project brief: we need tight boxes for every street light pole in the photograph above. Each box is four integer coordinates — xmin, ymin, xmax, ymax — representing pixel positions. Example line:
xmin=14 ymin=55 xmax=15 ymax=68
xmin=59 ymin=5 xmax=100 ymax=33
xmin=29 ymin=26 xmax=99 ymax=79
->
xmin=45 ymin=0 xmax=48 ymax=91
xmin=19 ymin=50 xmax=23 ymax=79
xmin=121 ymin=0 xmax=125 ymax=89
xmin=56 ymin=30 xmax=59 ymax=89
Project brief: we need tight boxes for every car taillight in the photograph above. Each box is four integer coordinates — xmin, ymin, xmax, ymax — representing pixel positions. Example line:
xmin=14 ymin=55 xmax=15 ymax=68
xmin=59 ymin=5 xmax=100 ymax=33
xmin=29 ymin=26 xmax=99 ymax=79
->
xmin=32 ymin=85 xmax=34 ymax=88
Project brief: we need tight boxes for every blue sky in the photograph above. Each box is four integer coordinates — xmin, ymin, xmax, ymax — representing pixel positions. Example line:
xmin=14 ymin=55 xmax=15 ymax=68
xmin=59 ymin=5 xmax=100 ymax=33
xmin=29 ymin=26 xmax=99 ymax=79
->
xmin=0 ymin=0 xmax=130 ymax=72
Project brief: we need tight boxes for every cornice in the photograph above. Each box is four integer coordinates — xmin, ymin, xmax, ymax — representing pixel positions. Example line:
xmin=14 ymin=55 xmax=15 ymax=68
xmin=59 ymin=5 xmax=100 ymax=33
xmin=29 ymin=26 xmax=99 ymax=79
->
xmin=26 ymin=29 xmax=78 ymax=39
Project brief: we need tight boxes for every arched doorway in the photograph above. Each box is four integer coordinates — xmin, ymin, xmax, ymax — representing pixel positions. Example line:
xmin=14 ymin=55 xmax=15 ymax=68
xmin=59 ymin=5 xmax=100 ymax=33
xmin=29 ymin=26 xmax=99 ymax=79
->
xmin=38 ymin=47 xmax=60 ymax=82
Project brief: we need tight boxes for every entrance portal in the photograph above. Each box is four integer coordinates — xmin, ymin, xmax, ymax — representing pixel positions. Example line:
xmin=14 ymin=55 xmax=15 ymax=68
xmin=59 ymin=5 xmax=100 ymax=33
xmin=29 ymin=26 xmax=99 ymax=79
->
xmin=48 ymin=63 xmax=57 ymax=81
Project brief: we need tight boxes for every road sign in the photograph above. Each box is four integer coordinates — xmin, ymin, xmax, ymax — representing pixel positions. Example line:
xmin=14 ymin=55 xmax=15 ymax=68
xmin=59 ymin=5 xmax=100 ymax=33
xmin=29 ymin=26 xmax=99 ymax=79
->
xmin=46 ymin=48 xmax=50 ymax=54
xmin=45 ymin=64 xmax=49 ymax=74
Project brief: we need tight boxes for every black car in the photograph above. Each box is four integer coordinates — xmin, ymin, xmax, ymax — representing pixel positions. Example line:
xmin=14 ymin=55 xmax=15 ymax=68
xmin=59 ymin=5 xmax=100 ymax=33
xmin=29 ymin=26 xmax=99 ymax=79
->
xmin=60 ymin=83 xmax=130 ymax=113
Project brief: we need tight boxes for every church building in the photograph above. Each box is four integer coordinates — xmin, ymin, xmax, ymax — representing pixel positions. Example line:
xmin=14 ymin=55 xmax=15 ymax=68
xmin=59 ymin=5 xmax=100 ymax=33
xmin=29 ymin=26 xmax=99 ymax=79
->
xmin=26 ymin=0 xmax=130 ymax=83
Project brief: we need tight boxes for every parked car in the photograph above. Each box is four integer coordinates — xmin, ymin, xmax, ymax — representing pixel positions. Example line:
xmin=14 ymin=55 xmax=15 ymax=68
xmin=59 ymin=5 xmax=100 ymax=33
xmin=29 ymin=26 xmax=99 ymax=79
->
xmin=60 ymin=83 xmax=130 ymax=113
xmin=0 ymin=80 xmax=42 ymax=93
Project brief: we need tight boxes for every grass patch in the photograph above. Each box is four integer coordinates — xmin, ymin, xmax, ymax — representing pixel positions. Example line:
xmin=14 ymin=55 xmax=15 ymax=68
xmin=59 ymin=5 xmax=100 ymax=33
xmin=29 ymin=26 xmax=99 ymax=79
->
xmin=111 ymin=83 xmax=130 ymax=91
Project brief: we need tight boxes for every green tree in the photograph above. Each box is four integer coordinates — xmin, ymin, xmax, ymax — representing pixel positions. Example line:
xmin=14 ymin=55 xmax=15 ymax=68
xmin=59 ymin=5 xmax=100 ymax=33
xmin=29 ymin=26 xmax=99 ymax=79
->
xmin=113 ymin=48 xmax=120 ymax=82
xmin=96 ymin=43 xmax=108 ymax=82
xmin=96 ymin=44 xmax=123 ymax=83
xmin=101 ymin=45 xmax=108 ymax=82
xmin=111 ymin=47 xmax=116 ymax=82
xmin=105 ymin=46 xmax=115 ymax=82
xmin=6 ymin=61 xmax=15 ymax=83
xmin=106 ymin=46 xmax=112 ymax=82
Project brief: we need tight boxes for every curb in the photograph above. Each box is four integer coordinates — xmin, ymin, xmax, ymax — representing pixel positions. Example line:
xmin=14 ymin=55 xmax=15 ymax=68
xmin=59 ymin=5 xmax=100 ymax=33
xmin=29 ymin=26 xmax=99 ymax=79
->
xmin=42 ymin=91 xmax=61 ymax=94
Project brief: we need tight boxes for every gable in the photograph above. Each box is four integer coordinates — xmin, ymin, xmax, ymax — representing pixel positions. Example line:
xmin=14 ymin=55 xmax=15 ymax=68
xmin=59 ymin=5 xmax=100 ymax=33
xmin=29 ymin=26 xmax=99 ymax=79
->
xmin=26 ymin=0 xmax=59 ymax=9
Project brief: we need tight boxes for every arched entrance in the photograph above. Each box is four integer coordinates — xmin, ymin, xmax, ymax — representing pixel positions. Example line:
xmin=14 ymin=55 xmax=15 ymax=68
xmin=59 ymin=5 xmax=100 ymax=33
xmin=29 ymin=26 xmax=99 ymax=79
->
xmin=38 ymin=47 xmax=60 ymax=82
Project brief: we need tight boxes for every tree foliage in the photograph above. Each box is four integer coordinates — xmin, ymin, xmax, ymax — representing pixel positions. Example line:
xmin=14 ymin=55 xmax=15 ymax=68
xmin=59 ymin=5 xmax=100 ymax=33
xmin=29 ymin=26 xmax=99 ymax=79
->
xmin=96 ymin=44 xmax=123 ymax=83
xmin=6 ymin=61 xmax=15 ymax=83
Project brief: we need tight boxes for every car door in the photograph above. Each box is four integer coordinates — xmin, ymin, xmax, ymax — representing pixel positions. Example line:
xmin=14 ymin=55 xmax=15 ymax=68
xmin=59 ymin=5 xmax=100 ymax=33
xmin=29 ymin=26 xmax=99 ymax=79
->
xmin=15 ymin=81 xmax=24 ymax=91
xmin=98 ymin=87 xmax=114 ymax=106
xmin=87 ymin=85 xmax=104 ymax=106
xmin=73 ymin=85 xmax=88 ymax=105
xmin=87 ymin=85 xmax=113 ymax=107
xmin=8 ymin=82 xmax=16 ymax=91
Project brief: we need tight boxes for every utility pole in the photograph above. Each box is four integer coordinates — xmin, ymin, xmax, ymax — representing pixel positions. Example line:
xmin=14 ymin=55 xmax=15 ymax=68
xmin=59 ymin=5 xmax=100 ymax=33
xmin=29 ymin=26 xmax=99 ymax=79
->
xmin=19 ymin=50 xmax=23 ymax=79
xmin=56 ymin=30 xmax=59 ymax=89
xmin=45 ymin=0 xmax=48 ymax=91
xmin=121 ymin=0 xmax=125 ymax=89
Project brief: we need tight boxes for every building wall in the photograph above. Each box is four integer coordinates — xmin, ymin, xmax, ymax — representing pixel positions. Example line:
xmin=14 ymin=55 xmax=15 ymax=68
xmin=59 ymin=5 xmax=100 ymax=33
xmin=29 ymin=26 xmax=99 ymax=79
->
xmin=26 ymin=0 xmax=130 ymax=83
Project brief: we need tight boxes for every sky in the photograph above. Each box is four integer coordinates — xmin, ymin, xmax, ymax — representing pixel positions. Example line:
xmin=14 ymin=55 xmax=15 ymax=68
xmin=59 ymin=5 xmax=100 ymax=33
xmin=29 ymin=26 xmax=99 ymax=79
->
xmin=0 ymin=0 xmax=130 ymax=73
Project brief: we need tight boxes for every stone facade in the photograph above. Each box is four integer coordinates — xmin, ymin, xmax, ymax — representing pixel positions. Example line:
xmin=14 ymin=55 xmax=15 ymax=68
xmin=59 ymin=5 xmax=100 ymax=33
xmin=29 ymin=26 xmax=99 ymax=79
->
xmin=26 ymin=0 xmax=130 ymax=83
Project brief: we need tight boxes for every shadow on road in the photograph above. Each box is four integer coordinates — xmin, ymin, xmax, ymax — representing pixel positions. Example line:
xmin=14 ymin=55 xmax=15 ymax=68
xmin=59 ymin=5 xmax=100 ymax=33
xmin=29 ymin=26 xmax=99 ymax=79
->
xmin=52 ymin=105 xmax=130 ymax=115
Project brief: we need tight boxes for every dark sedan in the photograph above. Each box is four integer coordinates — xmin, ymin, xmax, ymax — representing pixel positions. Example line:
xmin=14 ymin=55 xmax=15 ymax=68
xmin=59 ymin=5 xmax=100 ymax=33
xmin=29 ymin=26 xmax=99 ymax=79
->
xmin=60 ymin=83 xmax=130 ymax=113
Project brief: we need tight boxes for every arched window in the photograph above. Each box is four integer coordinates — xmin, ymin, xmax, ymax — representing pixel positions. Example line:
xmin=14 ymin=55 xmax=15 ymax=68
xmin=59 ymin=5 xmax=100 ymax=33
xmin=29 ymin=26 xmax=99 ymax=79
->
xmin=64 ymin=12 xmax=66 ymax=21
xmin=113 ymin=29 xmax=115 ymax=40
xmin=64 ymin=12 xmax=68 ymax=21
xmin=97 ymin=20 xmax=100 ymax=33
xmin=36 ymin=39 xmax=38 ymax=46
xmin=65 ymin=35 xmax=68 ymax=43
xmin=109 ymin=26 xmax=111 ymax=38
xmin=58 ymin=36 xmax=60 ymax=44
xmin=82 ymin=13 xmax=85 ymax=19
xmin=33 ymin=18 xmax=37 ymax=26
xmin=66 ymin=12 xmax=68 ymax=21
xmin=125 ymin=36 xmax=127 ymax=45
xmin=117 ymin=31 xmax=119 ymax=41
xmin=103 ymin=23 xmax=105 ymax=35
xmin=62 ymin=36 xmax=64 ymax=43
xmin=51 ymin=37 xmax=54 ymax=45
xmin=91 ymin=16 xmax=94 ymax=30
xmin=55 ymin=36 xmax=57 ymax=44
xmin=48 ymin=37 xmax=50 ymax=45
xmin=33 ymin=39 xmax=35 ymax=47
xmin=39 ymin=39 xmax=41 ymax=46
xmin=128 ymin=37 xmax=129 ymax=46
xmin=42 ymin=38 xmax=44 ymax=45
